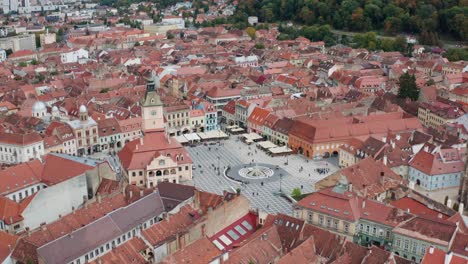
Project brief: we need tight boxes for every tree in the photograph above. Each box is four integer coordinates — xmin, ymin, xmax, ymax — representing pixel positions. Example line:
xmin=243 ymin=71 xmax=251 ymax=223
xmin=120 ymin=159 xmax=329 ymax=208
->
xmin=444 ymin=48 xmax=468 ymax=62
xmin=166 ymin=33 xmax=174 ymax=39
xmin=398 ymin=72 xmax=419 ymax=101
xmin=453 ymin=203 xmax=459 ymax=212
xmin=291 ymin=188 xmax=302 ymax=200
xmin=254 ymin=43 xmax=265 ymax=49
xmin=246 ymin=27 xmax=256 ymax=39
xmin=393 ymin=35 xmax=407 ymax=53
xmin=18 ymin=62 xmax=27 ymax=67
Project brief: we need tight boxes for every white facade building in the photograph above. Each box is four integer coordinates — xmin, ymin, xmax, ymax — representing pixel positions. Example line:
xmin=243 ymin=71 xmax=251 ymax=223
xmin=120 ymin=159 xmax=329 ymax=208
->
xmin=0 ymin=49 xmax=6 ymax=62
xmin=0 ymin=132 xmax=44 ymax=164
xmin=234 ymin=55 xmax=259 ymax=67
xmin=60 ymin=48 xmax=89 ymax=64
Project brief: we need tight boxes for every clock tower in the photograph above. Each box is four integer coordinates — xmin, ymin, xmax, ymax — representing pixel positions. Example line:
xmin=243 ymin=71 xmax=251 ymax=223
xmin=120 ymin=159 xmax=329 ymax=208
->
xmin=141 ymin=72 xmax=165 ymax=133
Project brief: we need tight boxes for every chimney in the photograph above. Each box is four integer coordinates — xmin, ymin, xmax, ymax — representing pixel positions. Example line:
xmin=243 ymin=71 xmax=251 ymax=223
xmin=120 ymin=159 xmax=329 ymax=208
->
xmin=362 ymin=200 xmax=366 ymax=208
xmin=391 ymin=140 xmax=395 ymax=149
xmin=447 ymin=199 xmax=452 ymax=208
xmin=140 ymin=137 xmax=143 ymax=145
xmin=129 ymin=191 xmax=133 ymax=199
xmin=348 ymin=183 xmax=353 ymax=192
xmin=424 ymin=146 xmax=429 ymax=152
xmin=383 ymin=154 xmax=388 ymax=166
xmin=444 ymin=251 xmax=453 ymax=264
xmin=97 ymin=194 xmax=101 ymax=204
xmin=382 ymin=136 xmax=387 ymax=143
xmin=459 ymin=203 xmax=464 ymax=214
xmin=396 ymin=134 xmax=401 ymax=141
xmin=429 ymin=246 xmax=434 ymax=254
xmin=194 ymin=190 xmax=201 ymax=208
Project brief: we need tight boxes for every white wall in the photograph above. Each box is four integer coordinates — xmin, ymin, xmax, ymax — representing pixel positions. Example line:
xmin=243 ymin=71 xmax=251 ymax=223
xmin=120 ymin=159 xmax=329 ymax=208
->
xmin=21 ymin=174 xmax=88 ymax=231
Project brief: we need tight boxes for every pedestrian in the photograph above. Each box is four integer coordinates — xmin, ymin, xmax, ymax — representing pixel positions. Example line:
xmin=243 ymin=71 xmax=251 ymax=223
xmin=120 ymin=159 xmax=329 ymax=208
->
xmin=267 ymin=204 xmax=269 ymax=209
xmin=256 ymin=192 xmax=259 ymax=196
xmin=301 ymin=185 xmax=303 ymax=189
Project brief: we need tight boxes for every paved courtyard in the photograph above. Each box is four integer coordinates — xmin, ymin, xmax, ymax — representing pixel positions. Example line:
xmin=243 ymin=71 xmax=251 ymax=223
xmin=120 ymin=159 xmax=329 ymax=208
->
xmin=184 ymin=137 xmax=339 ymax=215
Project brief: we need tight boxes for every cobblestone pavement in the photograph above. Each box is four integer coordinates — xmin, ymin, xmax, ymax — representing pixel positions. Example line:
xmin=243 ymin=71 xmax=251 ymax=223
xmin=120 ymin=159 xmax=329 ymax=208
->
xmin=184 ymin=137 xmax=339 ymax=215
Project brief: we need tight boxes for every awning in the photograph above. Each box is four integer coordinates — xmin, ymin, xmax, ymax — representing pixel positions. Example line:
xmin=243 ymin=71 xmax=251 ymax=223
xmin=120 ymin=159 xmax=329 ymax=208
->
xmin=198 ymin=129 xmax=228 ymax=140
xmin=231 ymin=127 xmax=245 ymax=133
xmin=174 ymin=135 xmax=188 ymax=144
xmin=257 ymin=141 xmax=277 ymax=149
xmin=184 ymin=133 xmax=201 ymax=141
xmin=242 ymin=132 xmax=263 ymax=142
xmin=268 ymin=146 xmax=293 ymax=154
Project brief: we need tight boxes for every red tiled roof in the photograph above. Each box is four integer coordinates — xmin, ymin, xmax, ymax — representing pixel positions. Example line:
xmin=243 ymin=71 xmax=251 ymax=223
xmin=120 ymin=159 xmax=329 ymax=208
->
xmin=118 ymin=132 xmax=192 ymax=171
xmin=297 ymin=187 xmax=411 ymax=226
xmin=0 ymin=160 xmax=43 ymax=195
xmin=247 ymin=107 xmax=271 ymax=127
xmin=393 ymin=216 xmax=457 ymax=246
xmin=88 ymin=237 xmax=148 ymax=264
xmin=141 ymin=205 xmax=200 ymax=247
xmin=161 ymin=237 xmax=221 ymax=264
xmin=0 ymin=231 xmax=19 ymax=263
xmin=409 ymin=149 xmax=464 ymax=175
xmin=421 ymin=247 xmax=468 ymax=264
xmin=40 ymin=155 xmax=94 ymax=185
xmin=0 ymin=132 xmax=42 ymax=145
xmin=391 ymin=197 xmax=449 ymax=220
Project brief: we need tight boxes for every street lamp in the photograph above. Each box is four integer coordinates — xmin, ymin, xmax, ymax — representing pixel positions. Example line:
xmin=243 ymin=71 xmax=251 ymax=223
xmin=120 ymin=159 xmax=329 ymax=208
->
xmin=279 ymin=173 xmax=283 ymax=193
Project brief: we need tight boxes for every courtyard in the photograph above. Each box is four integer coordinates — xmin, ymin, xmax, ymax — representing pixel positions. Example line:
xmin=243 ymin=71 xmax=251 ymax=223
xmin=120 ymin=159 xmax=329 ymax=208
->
xmin=184 ymin=136 xmax=339 ymax=215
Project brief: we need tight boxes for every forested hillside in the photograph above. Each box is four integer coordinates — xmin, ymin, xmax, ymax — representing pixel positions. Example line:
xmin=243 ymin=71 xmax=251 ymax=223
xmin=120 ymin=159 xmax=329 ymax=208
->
xmin=235 ymin=0 xmax=467 ymax=42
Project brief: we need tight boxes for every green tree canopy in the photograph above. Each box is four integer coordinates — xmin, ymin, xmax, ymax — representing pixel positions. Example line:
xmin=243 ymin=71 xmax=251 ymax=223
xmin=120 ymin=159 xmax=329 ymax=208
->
xmin=398 ymin=72 xmax=419 ymax=101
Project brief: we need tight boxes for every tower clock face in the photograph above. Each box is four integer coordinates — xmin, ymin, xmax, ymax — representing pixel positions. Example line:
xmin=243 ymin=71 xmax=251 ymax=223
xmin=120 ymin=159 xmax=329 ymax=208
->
xmin=151 ymin=110 xmax=157 ymax=116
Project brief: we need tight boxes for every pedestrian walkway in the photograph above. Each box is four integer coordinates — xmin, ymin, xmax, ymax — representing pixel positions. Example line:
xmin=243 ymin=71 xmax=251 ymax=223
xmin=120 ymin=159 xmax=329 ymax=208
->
xmin=185 ymin=137 xmax=338 ymax=215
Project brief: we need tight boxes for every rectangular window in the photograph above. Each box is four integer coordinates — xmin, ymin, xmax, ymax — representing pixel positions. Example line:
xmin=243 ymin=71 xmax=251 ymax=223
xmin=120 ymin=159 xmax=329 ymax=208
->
xmin=333 ymin=220 xmax=338 ymax=230
xmin=344 ymin=223 xmax=349 ymax=233
xmin=319 ymin=216 xmax=323 ymax=225
xmin=404 ymin=240 xmax=409 ymax=250
xmin=326 ymin=218 xmax=331 ymax=227
xmin=308 ymin=213 xmax=313 ymax=223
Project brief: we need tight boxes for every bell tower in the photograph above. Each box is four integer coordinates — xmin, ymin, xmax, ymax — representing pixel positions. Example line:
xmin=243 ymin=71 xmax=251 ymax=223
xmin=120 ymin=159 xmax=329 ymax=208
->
xmin=141 ymin=72 xmax=165 ymax=133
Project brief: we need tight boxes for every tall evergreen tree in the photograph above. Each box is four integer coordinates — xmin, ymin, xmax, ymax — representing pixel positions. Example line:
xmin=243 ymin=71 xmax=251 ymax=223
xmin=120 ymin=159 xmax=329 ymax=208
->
xmin=398 ymin=72 xmax=419 ymax=101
